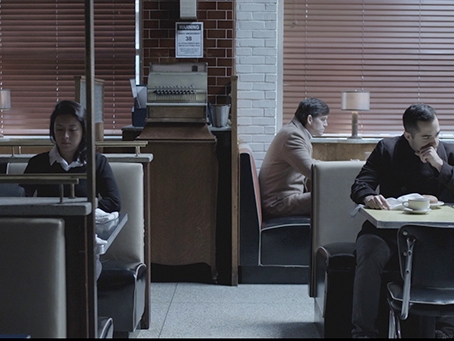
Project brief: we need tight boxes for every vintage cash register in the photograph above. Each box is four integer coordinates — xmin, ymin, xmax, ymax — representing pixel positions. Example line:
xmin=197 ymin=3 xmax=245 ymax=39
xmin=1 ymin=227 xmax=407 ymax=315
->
xmin=146 ymin=62 xmax=208 ymax=123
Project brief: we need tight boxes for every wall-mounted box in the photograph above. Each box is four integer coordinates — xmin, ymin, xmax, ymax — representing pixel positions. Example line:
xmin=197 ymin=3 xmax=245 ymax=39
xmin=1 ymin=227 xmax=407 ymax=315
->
xmin=180 ymin=0 xmax=197 ymax=20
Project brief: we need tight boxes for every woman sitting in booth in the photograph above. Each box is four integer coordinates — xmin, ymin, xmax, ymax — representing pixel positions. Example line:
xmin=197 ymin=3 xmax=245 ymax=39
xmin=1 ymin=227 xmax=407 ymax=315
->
xmin=20 ymin=100 xmax=121 ymax=278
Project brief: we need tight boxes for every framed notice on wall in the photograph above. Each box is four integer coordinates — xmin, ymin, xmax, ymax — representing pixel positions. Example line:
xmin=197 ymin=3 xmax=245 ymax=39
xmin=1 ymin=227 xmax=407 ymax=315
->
xmin=175 ymin=22 xmax=203 ymax=58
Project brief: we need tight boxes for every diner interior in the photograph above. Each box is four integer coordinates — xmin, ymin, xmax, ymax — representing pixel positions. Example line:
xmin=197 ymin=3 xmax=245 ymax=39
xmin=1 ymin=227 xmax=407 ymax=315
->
xmin=1 ymin=0 xmax=454 ymax=338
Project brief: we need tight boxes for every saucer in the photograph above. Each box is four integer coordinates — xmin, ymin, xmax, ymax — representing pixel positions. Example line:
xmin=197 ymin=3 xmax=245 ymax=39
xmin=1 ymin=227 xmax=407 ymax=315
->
xmin=430 ymin=201 xmax=444 ymax=209
xmin=404 ymin=207 xmax=431 ymax=214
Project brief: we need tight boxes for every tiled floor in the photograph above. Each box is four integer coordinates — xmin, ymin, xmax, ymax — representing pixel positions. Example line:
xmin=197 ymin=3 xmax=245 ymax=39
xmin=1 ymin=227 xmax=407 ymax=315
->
xmin=137 ymin=282 xmax=321 ymax=339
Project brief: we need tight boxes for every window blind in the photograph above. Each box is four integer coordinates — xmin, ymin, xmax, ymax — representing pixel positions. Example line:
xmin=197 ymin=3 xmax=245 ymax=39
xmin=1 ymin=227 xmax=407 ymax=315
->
xmin=0 ymin=0 xmax=135 ymax=136
xmin=283 ymin=0 xmax=454 ymax=136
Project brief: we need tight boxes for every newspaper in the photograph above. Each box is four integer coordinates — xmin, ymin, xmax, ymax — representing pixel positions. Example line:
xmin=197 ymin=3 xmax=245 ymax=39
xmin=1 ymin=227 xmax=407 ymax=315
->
xmin=386 ymin=193 xmax=425 ymax=210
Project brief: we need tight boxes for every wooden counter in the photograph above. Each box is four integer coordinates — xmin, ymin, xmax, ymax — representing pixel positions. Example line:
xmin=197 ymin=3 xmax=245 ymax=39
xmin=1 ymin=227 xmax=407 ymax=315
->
xmin=312 ymin=137 xmax=378 ymax=161
xmin=136 ymin=122 xmax=219 ymax=282
xmin=122 ymin=124 xmax=235 ymax=285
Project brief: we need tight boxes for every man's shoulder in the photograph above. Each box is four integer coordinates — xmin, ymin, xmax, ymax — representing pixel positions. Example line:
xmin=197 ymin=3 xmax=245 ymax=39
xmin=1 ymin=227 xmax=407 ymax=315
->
xmin=376 ymin=135 xmax=402 ymax=148
xmin=268 ymin=124 xmax=298 ymax=144
xmin=439 ymin=140 xmax=454 ymax=153
xmin=439 ymin=140 xmax=454 ymax=147
xmin=268 ymin=126 xmax=309 ymax=152
xmin=278 ymin=120 xmax=308 ymax=139
xmin=380 ymin=135 xmax=401 ymax=142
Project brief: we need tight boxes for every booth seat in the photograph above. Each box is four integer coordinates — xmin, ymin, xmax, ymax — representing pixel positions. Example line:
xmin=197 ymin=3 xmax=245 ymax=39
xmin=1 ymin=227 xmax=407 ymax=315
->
xmin=97 ymin=162 xmax=147 ymax=338
xmin=310 ymin=160 xmax=404 ymax=338
xmin=309 ymin=161 xmax=365 ymax=337
xmin=238 ymin=143 xmax=311 ymax=284
xmin=6 ymin=159 xmax=148 ymax=338
xmin=0 ymin=217 xmax=67 ymax=338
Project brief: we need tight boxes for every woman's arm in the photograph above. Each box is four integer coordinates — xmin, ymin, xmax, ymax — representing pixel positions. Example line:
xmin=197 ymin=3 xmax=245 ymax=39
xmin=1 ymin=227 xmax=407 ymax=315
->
xmin=95 ymin=153 xmax=121 ymax=212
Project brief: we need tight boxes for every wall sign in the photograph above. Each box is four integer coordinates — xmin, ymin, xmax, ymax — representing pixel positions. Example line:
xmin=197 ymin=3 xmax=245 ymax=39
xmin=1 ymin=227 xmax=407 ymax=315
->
xmin=175 ymin=22 xmax=203 ymax=58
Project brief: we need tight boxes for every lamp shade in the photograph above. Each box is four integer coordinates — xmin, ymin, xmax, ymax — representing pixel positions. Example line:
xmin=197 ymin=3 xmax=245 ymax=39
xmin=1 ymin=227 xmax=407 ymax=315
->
xmin=341 ymin=90 xmax=370 ymax=111
xmin=0 ymin=89 xmax=11 ymax=110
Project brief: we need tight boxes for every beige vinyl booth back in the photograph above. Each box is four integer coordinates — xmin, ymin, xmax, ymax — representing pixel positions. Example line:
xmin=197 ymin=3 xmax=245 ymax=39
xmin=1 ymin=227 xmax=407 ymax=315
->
xmin=97 ymin=161 xmax=147 ymax=335
xmin=6 ymin=162 xmax=27 ymax=175
xmin=309 ymin=160 xmax=368 ymax=337
xmin=103 ymin=162 xmax=144 ymax=263
xmin=0 ymin=217 xmax=66 ymax=338
xmin=309 ymin=160 xmax=366 ymax=296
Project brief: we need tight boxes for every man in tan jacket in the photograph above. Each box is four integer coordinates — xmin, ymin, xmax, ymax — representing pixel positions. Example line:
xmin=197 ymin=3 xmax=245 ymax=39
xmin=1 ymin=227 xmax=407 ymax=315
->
xmin=259 ymin=97 xmax=329 ymax=218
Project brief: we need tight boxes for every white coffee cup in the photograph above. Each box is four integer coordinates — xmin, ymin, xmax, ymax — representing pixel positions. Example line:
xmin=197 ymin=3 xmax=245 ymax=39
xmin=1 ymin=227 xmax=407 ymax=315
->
xmin=403 ymin=197 xmax=430 ymax=211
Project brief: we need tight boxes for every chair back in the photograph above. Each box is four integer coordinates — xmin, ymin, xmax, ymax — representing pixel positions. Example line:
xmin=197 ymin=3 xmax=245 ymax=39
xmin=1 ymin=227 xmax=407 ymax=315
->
xmin=398 ymin=225 xmax=454 ymax=288
xmin=395 ymin=224 xmax=454 ymax=320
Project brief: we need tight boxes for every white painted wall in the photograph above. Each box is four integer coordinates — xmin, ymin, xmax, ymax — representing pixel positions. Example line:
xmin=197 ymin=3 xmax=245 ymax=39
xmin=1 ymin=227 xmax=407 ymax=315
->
xmin=235 ymin=0 xmax=281 ymax=170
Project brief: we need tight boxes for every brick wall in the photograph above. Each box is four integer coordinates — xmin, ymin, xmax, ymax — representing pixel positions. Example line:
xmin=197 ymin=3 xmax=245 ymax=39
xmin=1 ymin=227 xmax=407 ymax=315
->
xmin=143 ymin=0 xmax=235 ymax=106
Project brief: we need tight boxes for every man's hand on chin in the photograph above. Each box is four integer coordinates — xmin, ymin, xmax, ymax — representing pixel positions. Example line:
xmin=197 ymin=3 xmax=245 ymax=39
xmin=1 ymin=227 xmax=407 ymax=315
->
xmin=415 ymin=145 xmax=443 ymax=171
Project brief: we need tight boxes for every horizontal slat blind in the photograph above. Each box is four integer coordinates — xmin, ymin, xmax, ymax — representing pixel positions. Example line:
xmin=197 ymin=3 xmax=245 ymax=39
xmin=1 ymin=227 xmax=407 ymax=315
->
xmin=0 ymin=0 xmax=135 ymax=136
xmin=284 ymin=0 xmax=454 ymax=136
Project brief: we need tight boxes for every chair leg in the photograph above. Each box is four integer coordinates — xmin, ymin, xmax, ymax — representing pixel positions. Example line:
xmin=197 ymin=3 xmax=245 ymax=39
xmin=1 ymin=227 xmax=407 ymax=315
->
xmin=388 ymin=308 xmax=402 ymax=338
xmin=388 ymin=308 xmax=396 ymax=338
xmin=395 ymin=314 xmax=402 ymax=339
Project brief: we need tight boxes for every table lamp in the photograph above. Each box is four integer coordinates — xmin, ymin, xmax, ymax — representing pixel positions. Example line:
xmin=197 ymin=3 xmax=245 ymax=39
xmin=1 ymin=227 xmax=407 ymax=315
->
xmin=0 ymin=89 xmax=11 ymax=138
xmin=341 ymin=90 xmax=370 ymax=139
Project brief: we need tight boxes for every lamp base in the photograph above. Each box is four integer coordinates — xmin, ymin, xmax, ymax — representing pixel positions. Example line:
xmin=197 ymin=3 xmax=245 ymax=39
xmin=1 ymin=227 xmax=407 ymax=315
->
xmin=350 ymin=111 xmax=361 ymax=140
xmin=348 ymin=135 xmax=362 ymax=140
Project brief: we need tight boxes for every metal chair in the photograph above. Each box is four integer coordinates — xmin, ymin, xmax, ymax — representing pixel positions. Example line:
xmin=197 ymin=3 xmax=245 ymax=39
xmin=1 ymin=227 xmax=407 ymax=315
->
xmin=387 ymin=224 xmax=454 ymax=338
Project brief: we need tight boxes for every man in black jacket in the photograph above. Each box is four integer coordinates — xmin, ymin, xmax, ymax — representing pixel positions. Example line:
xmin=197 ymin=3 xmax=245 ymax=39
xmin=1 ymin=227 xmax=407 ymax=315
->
xmin=350 ymin=103 xmax=454 ymax=338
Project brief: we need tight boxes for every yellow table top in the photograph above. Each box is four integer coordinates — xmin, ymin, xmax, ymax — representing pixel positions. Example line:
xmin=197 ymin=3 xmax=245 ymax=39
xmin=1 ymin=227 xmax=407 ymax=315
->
xmin=359 ymin=204 xmax=454 ymax=229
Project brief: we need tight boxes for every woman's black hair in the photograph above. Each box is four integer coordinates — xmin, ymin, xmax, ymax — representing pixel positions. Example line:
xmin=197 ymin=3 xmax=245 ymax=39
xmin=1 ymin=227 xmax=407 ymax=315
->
xmin=49 ymin=100 xmax=87 ymax=163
